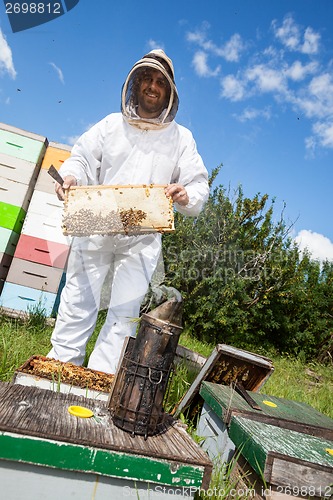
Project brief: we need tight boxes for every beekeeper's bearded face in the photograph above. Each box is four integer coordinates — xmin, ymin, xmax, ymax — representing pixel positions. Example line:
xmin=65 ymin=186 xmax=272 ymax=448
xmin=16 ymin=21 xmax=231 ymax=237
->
xmin=136 ymin=68 xmax=170 ymax=119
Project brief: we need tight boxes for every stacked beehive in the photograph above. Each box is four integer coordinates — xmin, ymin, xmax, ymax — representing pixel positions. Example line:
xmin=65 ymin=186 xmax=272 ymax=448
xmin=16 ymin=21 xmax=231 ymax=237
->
xmin=0 ymin=123 xmax=47 ymax=297
xmin=1 ymin=137 xmax=72 ymax=317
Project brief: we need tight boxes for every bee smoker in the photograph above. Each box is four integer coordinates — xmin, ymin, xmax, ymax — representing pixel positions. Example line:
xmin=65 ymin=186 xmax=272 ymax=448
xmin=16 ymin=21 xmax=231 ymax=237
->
xmin=109 ymin=299 xmax=182 ymax=438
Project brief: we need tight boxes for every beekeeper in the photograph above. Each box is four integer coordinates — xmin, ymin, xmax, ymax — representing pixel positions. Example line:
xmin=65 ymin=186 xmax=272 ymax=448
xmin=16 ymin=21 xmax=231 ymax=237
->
xmin=48 ymin=49 xmax=209 ymax=374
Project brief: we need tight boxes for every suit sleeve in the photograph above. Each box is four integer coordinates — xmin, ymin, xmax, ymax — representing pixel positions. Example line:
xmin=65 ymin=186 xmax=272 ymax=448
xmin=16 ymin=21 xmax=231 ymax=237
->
xmin=172 ymin=127 xmax=209 ymax=217
xmin=59 ymin=118 xmax=107 ymax=185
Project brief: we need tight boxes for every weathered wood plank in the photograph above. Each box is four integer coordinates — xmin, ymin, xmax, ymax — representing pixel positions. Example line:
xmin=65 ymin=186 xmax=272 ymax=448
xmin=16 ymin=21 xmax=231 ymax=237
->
xmin=269 ymin=454 xmax=333 ymax=498
xmin=175 ymin=344 xmax=207 ymax=370
xmin=0 ymin=305 xmax=55 ymax=325
xmin=229 ymin=450 xmax=329 ymax=499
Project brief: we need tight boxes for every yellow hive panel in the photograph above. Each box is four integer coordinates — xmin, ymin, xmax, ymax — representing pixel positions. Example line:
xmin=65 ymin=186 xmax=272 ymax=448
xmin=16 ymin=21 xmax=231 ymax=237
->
xmin=41 ymin=144 xmax=71 ymax=171
xmin=62 ymin=184 xmax=175 ymax=236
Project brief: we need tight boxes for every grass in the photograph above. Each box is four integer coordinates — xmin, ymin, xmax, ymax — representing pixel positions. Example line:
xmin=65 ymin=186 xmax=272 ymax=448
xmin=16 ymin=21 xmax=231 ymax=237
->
xmin=0 ymin=315 xmax=53 ymax=381
xmin=195 ymin=450 xmax=259 ymax=500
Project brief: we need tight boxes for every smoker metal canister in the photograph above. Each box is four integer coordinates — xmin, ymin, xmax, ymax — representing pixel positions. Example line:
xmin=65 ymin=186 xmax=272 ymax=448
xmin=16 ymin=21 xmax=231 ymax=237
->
xmin=109 ymin=311 xmax=182 ymax=438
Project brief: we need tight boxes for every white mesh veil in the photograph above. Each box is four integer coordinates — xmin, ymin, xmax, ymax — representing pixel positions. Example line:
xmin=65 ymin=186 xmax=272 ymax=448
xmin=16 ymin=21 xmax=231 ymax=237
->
xmin=121 ymin=49 xmax=179 ymax=130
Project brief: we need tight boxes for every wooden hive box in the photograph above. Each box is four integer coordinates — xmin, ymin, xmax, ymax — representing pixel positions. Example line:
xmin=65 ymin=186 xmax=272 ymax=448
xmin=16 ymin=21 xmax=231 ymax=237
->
xmin=0 ymin=176 xmax=34 ymax=212
xmin=0 ymin=228 xmax=19 ymax=293
xmin=0 ymin=152 xmax=40 ymax=186
xmin=13 ymin=355 xmax=114 ymax=401
xmin=0 ymin=227 xmax=19 ymax=256
xmin=229 ymin=415 xmax=333 ymax=499
xmin=0 ymin=122 xmax=47 ymax=165
xmin=40 ymin=142 xmax=72 ymax=171
xmin=0 ymin=383 xmax=212 ymax=499
xmin=5 ymin=257 xmax=64 ymax=294
xmin=14 ymin=234 xmax=69 ymax=268
xmin=0 ymin=281 xmax=59 ymax=317
xmin=62 ymin=184 xmax=174 ymax=236
xmin=197 ymin=382 xmax=333 ymax=499
xmin=173 ymin=344 xmax=274 ymax=419
xmin=0 ymin=201 xmax=26 ymax=234
xmin=21 ymin=189 xmax=71 ymax=246
xmin=199 ymin=381 xmax=333 ymax=440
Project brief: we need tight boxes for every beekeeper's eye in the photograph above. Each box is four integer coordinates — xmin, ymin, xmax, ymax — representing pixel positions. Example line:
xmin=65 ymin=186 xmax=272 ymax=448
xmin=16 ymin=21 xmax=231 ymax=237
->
xmin=156 ymin=78 xmax=168 ymax=88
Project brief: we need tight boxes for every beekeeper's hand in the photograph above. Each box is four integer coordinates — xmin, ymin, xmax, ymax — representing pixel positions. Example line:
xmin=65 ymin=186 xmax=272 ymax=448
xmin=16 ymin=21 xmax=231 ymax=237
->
xmin=55 ymin=175 xmax=77 ymax=201
xmin=165 ymin=184 xmax=189 ymax=206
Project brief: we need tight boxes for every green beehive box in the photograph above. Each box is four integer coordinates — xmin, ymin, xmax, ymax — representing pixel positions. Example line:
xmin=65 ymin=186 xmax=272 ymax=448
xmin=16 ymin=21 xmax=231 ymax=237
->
xmin=229 ymin=415 xmax=333 ymax=498
xmin=199 ymin=381 xmax=333 ymax=440
xmin=0 ymin=201 xmax=26 ymax=234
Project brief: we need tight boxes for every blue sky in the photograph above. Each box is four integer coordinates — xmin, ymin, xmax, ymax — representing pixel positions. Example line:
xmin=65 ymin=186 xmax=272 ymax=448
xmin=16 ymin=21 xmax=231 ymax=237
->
xmin=0 ymin=0 xmax=333 ymax=261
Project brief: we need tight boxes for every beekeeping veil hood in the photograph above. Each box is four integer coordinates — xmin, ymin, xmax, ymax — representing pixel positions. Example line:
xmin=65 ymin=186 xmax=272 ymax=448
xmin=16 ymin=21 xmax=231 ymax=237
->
xmin=121 ymin=49 xmax=179 ymax=130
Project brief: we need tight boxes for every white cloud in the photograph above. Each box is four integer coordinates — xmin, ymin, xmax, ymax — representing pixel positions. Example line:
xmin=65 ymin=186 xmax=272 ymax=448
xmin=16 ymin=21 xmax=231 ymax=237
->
xmin=246 ymin=64 xmax=287 ymax=93
xmin=286 ymin=61 xmax=318 ymax=81
xmin=288 ymin=73 xmax=333 ymax=150
xmin=272 ymin=14 xmax=320 ymax=54
xmin=186 ymin=26 xmax=245 ymax=64
xmin=295 ymin=230 xmax=333 ymax=262
xmin=147 ymin=39 xmax=165 ymax=51
xmin=304 ymin=135 xmax=316 ymax=158
xmin=309 ymin=73 xmax=333 ymax=107
xmin=302 ymin=27 xmax=321 ymax=55
xmin=0 ymin=29 xmax=16 ymax=79
xmin=235 ymin=106 xmax=272 ymax=122
xmin=192 ymin=51 xmax=220 ymax=77
xmin=220 ymin=74 xmax=245 ymax=101
xmin=272 ymin=15 xmax=301 ymax=51
xmin=216 ymin=34 xmax=245 ymax=62
xmin=65 ymin=134 xmax=80 ymax=146
xmin=312 ymin=121 xmax=333 ymax=148
xmin=186 ymin=29 xmax=206 ymax=45
xmin=49 ymin=62 xmax=64 ymax=84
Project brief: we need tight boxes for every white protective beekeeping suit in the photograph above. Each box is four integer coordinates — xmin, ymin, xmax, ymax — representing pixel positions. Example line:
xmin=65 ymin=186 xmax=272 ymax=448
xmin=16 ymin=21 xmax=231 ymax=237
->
xmin=48 ymin=49 xmax=209 ymax=374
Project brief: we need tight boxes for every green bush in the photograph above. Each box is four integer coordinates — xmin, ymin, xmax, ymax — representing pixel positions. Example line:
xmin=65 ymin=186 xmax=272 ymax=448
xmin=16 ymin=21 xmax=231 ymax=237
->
xmin=162 ymin=168 xmax=333 ymax=361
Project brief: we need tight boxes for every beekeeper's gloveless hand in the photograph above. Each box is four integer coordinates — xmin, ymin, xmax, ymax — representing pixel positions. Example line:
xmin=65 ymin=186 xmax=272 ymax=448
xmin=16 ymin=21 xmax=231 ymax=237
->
xmin=56 ymin=175 xmax=77 ymax=201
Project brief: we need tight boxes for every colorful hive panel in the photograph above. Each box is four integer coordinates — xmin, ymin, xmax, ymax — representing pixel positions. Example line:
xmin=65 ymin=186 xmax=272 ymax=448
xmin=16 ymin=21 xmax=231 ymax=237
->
xmin=0 ymin=123 xmax=47 ymax=165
